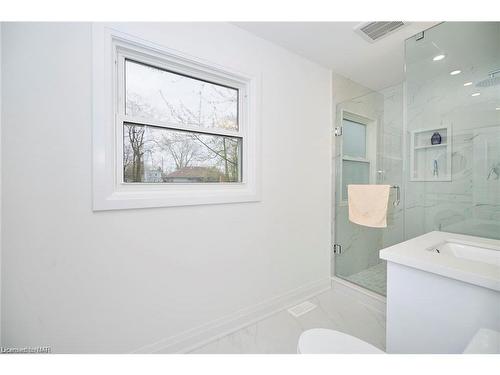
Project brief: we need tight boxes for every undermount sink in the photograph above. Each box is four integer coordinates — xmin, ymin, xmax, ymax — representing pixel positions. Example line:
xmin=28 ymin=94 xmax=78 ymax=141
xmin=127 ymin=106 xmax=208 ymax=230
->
xmin=379 ymin=231 xmax=500 ymax=292
xmin=427 ymin=240 xmax=500 ymax=267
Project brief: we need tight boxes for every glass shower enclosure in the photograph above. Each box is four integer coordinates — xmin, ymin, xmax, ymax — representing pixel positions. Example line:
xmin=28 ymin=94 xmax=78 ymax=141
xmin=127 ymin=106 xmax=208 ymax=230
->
xmin=404 ymin=22 xmax=500 ymax=241
xmin=333 ymin=22 xmax=500 ymax=297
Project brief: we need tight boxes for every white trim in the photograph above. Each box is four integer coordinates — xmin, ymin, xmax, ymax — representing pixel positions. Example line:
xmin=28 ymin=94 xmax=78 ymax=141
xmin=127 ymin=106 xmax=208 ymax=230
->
xmin=131 ymin=278 xmax=331 ymax=354
xmin=119 ymin=114 xmax=242 ymax=138
xmin=342 ymin=111 xmax=372 ymax=125
xmin=92 ymin=25 xmax=261 ymax=210
xmin=331 ymin=277 xmax=386 ymax=315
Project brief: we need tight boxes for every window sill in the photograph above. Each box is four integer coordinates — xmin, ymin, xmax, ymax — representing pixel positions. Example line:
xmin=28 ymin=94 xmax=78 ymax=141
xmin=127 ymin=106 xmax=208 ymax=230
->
xmin=93 ymin=184 xmax=261 ymax=211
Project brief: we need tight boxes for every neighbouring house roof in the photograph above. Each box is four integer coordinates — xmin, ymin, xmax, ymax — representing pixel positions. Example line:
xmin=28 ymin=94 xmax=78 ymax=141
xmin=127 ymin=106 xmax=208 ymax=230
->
xmin=165 ymin=166 xmax=225 ymax=180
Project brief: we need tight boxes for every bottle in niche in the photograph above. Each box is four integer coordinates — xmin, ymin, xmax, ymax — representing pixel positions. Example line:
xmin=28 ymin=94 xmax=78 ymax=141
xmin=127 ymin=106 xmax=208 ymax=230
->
xmin=431 ymin=132 xmax=442 ymax=145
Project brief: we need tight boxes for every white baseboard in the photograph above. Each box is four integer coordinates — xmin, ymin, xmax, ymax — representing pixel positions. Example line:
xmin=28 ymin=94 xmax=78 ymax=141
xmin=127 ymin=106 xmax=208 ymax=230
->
xmin=331 ymin=277 xmax=386 ymax=315
xmin=131 ymin=277 xmax=331 ymax=354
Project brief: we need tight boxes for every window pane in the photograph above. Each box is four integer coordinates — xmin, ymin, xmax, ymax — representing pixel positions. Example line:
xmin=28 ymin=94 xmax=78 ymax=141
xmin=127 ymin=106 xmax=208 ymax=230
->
xmin=343 ymin=119 xmax=366 ymax=158
xmin=342 ymin=160 xmax=370 ymax=198
xmin=123 ymin=123 xmax=241 ymax=183
xmin=125 ymin=60 xmax=238 ymax=131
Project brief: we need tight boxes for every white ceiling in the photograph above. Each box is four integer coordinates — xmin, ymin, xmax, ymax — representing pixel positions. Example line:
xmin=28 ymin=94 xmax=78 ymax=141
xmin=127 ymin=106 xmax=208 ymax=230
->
xmin=234 ymin=22 xmax=439 ymax=91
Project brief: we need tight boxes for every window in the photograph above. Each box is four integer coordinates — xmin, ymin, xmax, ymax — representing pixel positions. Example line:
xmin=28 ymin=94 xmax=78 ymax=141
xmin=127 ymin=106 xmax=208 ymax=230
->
xmin=92 ymin=26 xmax=260 ymax=210
xmin=123 ymin=123 xmax=241 ymax=183
xmin=340 ymin=112 xmax=376 ymax=201
xmin=121 ymin=60 xmax=242 ymax=184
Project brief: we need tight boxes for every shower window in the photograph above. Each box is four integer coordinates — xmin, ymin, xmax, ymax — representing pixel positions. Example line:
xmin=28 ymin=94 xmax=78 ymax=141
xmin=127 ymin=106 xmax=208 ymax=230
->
xmin=340 ymin=112 xmax=376 ymax=201
xmin=343 ymin=119 xmax=367 ymax=158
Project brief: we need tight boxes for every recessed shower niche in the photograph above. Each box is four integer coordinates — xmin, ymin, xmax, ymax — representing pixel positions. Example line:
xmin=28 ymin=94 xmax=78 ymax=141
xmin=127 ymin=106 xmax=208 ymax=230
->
xmin=410 ymin=126 xmax=452 ymax=181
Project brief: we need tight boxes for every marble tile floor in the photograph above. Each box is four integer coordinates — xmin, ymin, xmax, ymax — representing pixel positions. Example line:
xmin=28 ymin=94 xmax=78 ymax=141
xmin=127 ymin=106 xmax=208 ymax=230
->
xmin=189 ymin=287 xmax=386 ymax=354
xmin=344 ymin=261 xmax=387 ymax=296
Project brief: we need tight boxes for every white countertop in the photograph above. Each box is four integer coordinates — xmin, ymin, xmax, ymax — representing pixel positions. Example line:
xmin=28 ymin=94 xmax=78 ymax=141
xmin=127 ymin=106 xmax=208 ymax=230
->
xmin=379 ymin=231 xmax=500 ymax=291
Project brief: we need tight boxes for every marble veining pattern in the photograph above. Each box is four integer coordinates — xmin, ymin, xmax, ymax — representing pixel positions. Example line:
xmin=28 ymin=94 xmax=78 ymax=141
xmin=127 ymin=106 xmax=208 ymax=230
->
xmin=405 ymin=23 xmax=500 ymax=242
xmin=189 ymin=287 xmax=386 ymax=354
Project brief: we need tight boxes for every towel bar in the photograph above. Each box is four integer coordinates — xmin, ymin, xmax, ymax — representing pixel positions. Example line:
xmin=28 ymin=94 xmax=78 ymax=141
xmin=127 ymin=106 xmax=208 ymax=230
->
xmin=391 ymin=185 xmax=400 ymax=206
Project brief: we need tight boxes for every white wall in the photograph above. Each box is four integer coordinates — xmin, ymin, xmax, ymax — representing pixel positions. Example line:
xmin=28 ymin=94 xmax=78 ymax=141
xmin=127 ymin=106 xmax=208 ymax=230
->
xmin=1 ymin=23 xmax=332 ymax=353
xmin=332 ymin=73 xmax=372 ymax=107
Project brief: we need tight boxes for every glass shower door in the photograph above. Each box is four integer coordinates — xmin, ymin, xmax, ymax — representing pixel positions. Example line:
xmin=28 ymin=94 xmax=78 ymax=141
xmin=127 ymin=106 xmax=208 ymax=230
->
xmin=333 ymin=86 xmax=404 ymax=296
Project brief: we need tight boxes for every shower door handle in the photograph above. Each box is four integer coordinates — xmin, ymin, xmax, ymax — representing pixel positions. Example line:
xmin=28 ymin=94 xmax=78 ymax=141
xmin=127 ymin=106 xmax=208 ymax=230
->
xmin=391 ymin=185 xmax=400 ymax=206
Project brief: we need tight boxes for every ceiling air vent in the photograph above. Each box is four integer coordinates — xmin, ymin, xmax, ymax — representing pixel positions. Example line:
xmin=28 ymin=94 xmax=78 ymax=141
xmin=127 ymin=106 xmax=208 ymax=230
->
xmin=355 ymin=21 xmax=407 ymax=43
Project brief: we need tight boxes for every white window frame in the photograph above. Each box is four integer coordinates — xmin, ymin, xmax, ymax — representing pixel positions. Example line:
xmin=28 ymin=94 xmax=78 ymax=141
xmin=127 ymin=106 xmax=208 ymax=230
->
xmin=339 ymin=110 xmax=377 ymax=204
xmin=92 ymin=25 xmax=261 ymax=210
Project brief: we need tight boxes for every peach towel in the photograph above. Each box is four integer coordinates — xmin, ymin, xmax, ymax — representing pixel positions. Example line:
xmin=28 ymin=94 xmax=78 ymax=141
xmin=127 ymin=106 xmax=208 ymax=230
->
xmin=348 ymin=184 xmax=390 ymax=228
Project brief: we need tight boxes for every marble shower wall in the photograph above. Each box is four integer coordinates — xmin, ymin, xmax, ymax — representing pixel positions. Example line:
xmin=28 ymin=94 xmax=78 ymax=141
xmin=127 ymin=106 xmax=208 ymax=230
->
xmin=404 ymin=22 xmax=500 ymax=240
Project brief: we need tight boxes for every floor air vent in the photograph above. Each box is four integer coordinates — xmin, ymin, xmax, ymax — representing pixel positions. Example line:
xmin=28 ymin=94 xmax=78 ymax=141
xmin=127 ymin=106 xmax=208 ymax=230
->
xmin=355 ymin=21 xmax=406 ymax=43
xmin=287 ymin=301 xmax=317 ymax=317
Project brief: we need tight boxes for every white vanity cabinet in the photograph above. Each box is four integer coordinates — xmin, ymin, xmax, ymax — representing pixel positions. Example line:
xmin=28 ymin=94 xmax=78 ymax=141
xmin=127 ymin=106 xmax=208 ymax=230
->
xmin=380 ymin=231 xmax=500 ymax=353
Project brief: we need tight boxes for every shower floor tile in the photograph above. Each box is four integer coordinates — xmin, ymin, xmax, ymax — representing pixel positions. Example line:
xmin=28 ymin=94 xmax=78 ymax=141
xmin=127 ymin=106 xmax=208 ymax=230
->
xmin=344 ymin=262 xmax=387 ymax=296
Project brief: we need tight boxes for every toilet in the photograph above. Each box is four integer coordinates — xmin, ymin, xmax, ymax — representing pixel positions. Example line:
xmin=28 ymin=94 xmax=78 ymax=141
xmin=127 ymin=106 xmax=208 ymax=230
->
xmin=297 ymin=328 xmax=384 ymax=354
xmin=298 ymin=327 xmax=500 ymax=354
